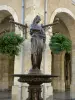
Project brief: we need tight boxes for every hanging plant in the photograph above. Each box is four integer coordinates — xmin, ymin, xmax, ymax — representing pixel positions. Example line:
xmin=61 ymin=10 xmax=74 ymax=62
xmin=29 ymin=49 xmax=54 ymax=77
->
xmin=49 ymin=33 xmax=72 ymax=54
xmin=0 ymin=32 xmax=24 ymax=56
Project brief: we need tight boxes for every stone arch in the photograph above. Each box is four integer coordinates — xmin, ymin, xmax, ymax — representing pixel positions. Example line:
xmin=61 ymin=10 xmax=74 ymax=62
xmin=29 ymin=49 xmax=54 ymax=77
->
xmin=48 ymin=8 xmax=75 ymax=92
xmin=0 ymin=5 xmax=19 ymax=94
xmin=0 ymin=5 xmax=19 ymax=32
xmin=48 ymin=8 xmax=75 ymax=37
xmin=0 ymin=5 xmax=18 ymax=22
xmin=50 ymin=8 xmax=75 ymax=23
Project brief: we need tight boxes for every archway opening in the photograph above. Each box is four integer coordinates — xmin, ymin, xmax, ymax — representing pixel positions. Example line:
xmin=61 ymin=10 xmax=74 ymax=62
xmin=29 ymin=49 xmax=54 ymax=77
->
xmin=51 ymin=11 xmax=73 ymax=92
xmin=0 ymin=10 xmax=15 ymax=93
xmin=64 ymin=53 xmax=71 ymax=91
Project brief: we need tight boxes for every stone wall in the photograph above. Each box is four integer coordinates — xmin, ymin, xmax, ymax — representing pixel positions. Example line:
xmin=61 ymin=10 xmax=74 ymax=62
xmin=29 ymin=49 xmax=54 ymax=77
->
xmin=0 ymin=54 xmax=14 ymax=90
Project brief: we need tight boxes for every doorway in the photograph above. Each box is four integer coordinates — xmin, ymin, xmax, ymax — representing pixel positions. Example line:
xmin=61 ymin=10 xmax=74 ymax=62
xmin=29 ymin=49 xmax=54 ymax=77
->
xmin=64 ymin=53 xmax=71 ymax=91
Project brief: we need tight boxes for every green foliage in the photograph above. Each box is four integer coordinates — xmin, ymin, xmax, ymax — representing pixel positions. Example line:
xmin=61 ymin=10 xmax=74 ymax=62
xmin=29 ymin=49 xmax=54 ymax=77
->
xmin=49 ymin=33 xmax=72 ymax=54
xmin=0 ymin=32 xmax=24 ymax=56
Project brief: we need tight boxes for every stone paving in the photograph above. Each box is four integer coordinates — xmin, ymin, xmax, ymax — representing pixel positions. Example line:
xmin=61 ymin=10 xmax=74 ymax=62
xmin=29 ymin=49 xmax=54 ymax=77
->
xmin=53 ymin=91 xmax=71 ymax=100
xmin=0 ymin=90 xmax=74 ymax=100
xmin=0 ymin=91 xmax=11 ymax=100
xmin=47 ymin=91 xmax=73 ymax=100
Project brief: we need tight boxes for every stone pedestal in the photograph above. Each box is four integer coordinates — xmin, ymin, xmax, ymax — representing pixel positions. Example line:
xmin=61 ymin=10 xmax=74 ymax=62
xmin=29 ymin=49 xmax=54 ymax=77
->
xmin=27 ymin=85 xmax=43 ymax=100
xmin=12 ymin=68 xmax=57 ymax=100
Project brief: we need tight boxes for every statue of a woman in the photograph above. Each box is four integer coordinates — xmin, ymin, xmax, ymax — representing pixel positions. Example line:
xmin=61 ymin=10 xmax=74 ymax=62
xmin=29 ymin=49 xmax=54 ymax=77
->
xmin=30 ymin=15 xmax=46 ymax=69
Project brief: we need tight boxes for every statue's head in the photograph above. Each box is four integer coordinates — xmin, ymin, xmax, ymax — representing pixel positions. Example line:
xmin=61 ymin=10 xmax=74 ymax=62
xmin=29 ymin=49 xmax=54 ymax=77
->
xmin=33 ymin=15 xmax=41 ymax=24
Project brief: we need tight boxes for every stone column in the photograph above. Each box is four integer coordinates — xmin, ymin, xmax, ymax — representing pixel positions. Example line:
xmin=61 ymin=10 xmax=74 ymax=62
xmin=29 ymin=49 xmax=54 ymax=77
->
xmin=52 ymin=51 xmax=65 ymax=92
xmin=42 ymin=39 xmax=53 ymax=100
xmin=70 ymin=49 xmax=75 ymax=99
xmin=0 ymin=54 xmax=9 ymax=90
xmin=8 ymin=56 xmax=14 ymax=90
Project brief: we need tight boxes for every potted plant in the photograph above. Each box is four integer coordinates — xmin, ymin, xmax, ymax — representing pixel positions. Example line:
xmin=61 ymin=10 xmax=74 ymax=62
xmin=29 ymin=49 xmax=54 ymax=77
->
xmin=0 ymin=32 xmax=24 ymax=56
xmin=49 ymin=33 xmax=72 ymax=54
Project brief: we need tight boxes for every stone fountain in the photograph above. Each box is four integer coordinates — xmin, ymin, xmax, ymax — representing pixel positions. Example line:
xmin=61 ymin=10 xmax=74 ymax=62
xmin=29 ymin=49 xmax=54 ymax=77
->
xmin=12 ymin=15 xmax=58 ymax=100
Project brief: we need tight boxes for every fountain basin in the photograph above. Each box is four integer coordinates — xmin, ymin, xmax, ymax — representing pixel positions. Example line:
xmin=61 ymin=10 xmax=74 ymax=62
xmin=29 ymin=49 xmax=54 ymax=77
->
xmin=12 ymin=69 xmax=58 ymax=100
xmin=13 ymin=74 xmax=58 ymax=85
